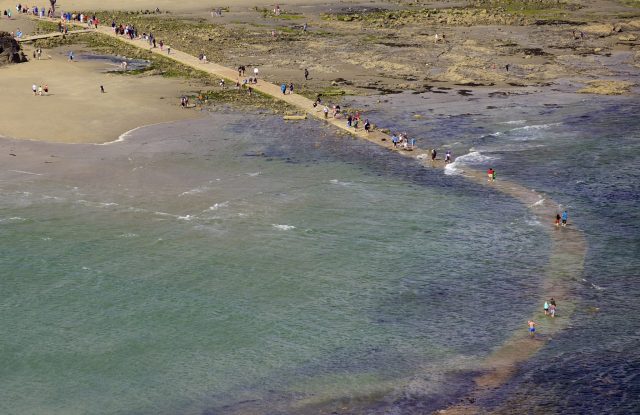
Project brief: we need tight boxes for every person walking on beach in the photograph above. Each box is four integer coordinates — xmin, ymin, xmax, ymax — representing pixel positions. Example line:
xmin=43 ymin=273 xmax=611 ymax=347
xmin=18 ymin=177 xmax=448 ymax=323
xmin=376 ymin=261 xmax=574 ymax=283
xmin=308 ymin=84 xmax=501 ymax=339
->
xmin=487 ymin=168 xmax=495 ymax=182
xmin=68 ymin=51 xmax=74 ymax=61
xmin=43 ymin=84 xmax=48 ymax=95
xmin=32 ymin=84 xmax=37 ymax=95
xmin=100 ymin=85 xmax=105 ymax=93
xmin=281 ymin=83 xmax=287 ymax=95
xmin=323 ymin=105 xmax=329 ymax=119
xmin=528 ymin=320 xmax=537 ymax=338
xmin=288 ymin=83 xmax=294 ymax=95
xmin=253 ymin=67 xmax=259 ymax=81
xmin=431 ymin=148 xmax=437 ymax=161
xmin=561 ymin=210 xmax=568 ymax=227
xmin=364 ymin=119 xmax=371 ymax=133
xmin=544 ymin=300 xmax=549 ymax=315
xmin=555 ymin=213 xmax=561 ymax=227
xmin=549 ymin=303 xmax=556 ymax=318
xmin=304 ymin=68 xmax=309 ymax=80
xmin=445 ymin=151 xmax=452 ymax=163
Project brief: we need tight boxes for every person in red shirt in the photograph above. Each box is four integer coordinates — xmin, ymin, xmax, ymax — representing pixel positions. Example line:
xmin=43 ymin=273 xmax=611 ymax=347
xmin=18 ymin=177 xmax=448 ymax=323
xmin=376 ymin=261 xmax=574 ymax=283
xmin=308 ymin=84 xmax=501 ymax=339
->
xmin=487 ymin=168 xmax=494 ymax=182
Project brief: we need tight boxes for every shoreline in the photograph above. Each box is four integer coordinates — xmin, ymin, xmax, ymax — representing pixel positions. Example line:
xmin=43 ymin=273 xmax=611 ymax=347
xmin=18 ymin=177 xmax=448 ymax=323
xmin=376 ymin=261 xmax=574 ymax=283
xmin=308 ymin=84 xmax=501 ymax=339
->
xmin=14 ymin=21 xmax=588 ymax=413
xmin=1 ymin=2 xmax=623 ymax=412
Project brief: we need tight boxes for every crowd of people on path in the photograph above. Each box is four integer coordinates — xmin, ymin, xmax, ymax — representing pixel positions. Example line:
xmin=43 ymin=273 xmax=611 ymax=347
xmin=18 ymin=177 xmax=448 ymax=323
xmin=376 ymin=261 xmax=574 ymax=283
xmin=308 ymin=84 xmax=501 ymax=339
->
xmin=391 ymin=132 xmax=415 ymax=150
xmin=13 ymin=4 xmax=54 ymax=18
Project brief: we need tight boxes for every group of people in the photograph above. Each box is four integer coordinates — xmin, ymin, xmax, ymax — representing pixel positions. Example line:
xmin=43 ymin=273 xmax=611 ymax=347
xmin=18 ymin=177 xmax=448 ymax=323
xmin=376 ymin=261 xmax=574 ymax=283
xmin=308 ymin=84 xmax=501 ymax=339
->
xmin=391 ymin=132 xmax=415 ymax=150
xmin=31 ymin=83 xmax=49 ymax=96
xmin=528 ymin=298 xmax=559 ymax=338
xmin=280 ymin=82 xmax=294 ymax=95
xmin=555 ymin=211 xmax=569 ymax=227
xmin=14 ymin=4 xmax=53 ymax=18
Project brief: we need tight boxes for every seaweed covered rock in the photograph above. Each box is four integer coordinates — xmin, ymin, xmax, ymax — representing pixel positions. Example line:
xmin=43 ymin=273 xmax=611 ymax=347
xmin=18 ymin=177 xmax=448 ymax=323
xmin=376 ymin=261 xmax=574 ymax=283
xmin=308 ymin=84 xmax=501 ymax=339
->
xmin=0 ymin=31 xmax=28 ymax=65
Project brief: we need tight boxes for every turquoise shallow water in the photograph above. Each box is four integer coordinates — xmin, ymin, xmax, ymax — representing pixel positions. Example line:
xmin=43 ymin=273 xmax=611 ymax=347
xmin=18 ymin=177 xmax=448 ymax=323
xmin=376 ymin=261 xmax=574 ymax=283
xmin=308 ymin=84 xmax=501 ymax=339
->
xmin=0 ymin=113 xmax=549 ymax=414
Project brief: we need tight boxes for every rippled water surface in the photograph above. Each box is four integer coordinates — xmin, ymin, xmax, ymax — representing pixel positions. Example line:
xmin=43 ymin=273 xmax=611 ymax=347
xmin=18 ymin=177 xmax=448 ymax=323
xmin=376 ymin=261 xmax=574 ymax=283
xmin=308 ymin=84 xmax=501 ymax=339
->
xmin=0 ymin=114 xmax=548 ymax=414
xmin=2 ymin=86 xmax=638 ymax=413
xmin=354 ymin=90 xmax=640 ymax=413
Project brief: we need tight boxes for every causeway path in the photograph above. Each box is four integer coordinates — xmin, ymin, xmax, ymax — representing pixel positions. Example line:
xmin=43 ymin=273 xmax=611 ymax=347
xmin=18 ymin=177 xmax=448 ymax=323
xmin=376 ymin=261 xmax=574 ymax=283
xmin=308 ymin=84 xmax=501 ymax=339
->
xmin=26 ymin=20 xmax=587 ymax=413
xmin=17 ymin=29 xmax=94 ymax=42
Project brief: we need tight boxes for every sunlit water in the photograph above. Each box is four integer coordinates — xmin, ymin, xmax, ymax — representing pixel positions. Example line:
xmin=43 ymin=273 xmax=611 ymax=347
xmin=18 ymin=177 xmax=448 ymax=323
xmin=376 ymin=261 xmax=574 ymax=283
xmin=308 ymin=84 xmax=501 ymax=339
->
xmin=0 ymin=113 xmax=550 ymax=414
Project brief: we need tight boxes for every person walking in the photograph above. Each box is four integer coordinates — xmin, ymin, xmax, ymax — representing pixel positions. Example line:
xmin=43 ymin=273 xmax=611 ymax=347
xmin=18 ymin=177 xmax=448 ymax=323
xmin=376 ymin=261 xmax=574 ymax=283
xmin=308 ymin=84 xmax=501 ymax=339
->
xmin=253 ymin=67 xmax=259 ymax=80
xmin=304 ymin=68 xmax=309 ymax=80
xmin=364 ymin=119 xmax=371 ymax=133
xmin=281 ymin=83 xmax=287 ymax=95
xmin=32 ymin=84 xmax=37 ymax=95
xmin=555 ymin=213 xmax=561 ymax=227
xmin=561 ymin=210 xmax=568 ymax=227
xmin=323 ymin=106 xmax=329 ymax=119
xmin=544 ymin=300 xmax=549 ymax=316
xmin=288 ymin=83 xmax=294 ymax=95
xmin=487 ymin=168 xmax=495 ymax=182
xmin=528 ymin=320 xmax=537 ymax=338
xmin=431 ymin=148 xmax=437 ymax=161
xmin=549 ymin=303 xmax=556 ymax=318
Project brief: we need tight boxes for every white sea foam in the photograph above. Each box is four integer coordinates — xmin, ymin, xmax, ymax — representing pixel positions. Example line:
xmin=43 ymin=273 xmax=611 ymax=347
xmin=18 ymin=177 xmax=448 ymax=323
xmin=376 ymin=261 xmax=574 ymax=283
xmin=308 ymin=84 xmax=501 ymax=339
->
xmin=8 ymin=169 xmax=43 ymax=176
xmin=444 ymin=162 xmax=462 ymax=176
xmin=525 ymin=217 xmax=542 ymax=227
xmin=511 ymin=122 xmax=560 ymax=132
xmin=330 ymin=179 xmax=352 ymax=186
xmin=0 ymin=216 xmax=26 ymax=223
xmin=154 ymin=211 xmax=177 ymax=218
xmin=531 ymin=198 xmax=545 ymax=207
xmin=118 ymin=233 xmax=138 ymax=238
xmin=208 ymin=201 xmax=229 ymax=211
xmin=95 ymin=121 xmax=176 ymax=145
xmin=500 ymin=120 xmax=527 ymax=125
xmin=246 ymin=172 xmax=261 ymax=177
xmin=180 ymin=187 xmax=208 ymax=196
xmin=177 ymin=215 xmax=195 ymax=221
xmin=445 ymin=151 xmax=496 ymax=176
xmin=272 ymin=224 xmax=296 ymax=231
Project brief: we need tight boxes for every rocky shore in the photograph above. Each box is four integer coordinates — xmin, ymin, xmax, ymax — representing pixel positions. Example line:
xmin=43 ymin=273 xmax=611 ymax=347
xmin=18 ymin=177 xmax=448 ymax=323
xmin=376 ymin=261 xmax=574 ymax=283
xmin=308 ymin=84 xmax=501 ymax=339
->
xmin=0 ymin=31 xmax=27 ymax=64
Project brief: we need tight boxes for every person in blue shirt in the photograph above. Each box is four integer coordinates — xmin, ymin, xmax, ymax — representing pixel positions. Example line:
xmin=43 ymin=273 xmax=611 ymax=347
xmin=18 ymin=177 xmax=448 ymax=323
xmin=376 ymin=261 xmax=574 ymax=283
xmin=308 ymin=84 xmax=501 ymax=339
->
xmin=561 ymin=210 xmax=568 ymax=227
xmin=280 ymin=83 xmax=286 ymax=95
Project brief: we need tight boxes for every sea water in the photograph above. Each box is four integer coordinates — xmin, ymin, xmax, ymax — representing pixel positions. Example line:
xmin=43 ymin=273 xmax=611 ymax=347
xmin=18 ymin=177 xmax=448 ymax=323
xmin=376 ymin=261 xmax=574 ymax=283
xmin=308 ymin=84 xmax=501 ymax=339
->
xmin=351 ymin=89 xmax=640 ymax=413
xmin=0 ymin=112 xmax=550 ymax=414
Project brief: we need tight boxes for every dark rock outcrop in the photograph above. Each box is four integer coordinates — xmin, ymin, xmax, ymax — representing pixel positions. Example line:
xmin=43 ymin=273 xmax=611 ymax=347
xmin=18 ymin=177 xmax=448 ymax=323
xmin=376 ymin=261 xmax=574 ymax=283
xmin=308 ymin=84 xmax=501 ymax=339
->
xmin=0 ymin=31 xmax=28 ymax=65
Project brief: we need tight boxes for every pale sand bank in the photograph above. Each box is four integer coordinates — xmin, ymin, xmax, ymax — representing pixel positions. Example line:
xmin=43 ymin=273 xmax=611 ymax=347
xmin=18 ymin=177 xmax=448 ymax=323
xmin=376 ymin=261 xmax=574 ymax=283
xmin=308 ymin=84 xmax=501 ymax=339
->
xmin=0 ymin=46 xmax=201 ymax=143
